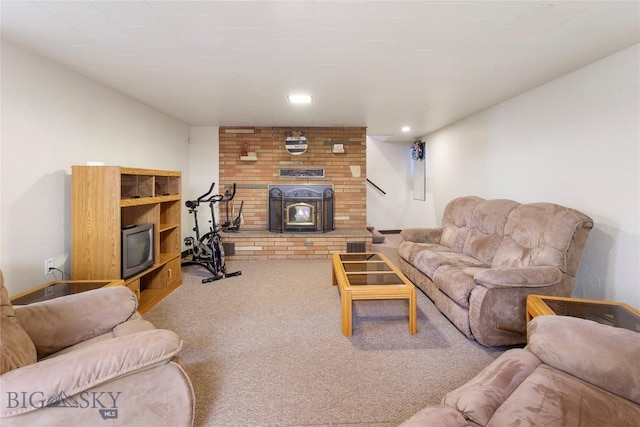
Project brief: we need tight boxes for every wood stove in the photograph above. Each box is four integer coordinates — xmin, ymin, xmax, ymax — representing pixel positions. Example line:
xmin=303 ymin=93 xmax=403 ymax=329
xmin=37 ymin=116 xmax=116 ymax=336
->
xmin=268 ymin=184 xmax=334 ymax=233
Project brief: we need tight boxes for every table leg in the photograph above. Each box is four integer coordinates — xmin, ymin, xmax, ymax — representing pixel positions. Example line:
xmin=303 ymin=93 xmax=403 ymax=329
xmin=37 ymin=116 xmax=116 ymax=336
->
xmin=341 ymin=289 xmax=353 ymax=336
xmin=408 ymin=288 xmax=417 ymax=335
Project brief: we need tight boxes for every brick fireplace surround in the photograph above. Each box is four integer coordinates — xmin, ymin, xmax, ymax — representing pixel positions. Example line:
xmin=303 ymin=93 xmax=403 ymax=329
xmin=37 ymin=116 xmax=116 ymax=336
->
xmin=219 ymin=126 xmax=371 ymax=260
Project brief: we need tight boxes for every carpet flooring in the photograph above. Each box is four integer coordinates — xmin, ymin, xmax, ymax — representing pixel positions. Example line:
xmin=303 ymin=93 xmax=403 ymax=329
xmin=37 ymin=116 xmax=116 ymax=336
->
xmin=144 ymin=238 xmax=507 ymax=426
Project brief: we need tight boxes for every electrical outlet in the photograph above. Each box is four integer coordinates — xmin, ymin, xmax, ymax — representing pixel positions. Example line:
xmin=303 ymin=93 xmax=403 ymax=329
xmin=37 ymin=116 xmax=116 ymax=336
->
xmin=45 ymin=258 xmax=54 ymax=275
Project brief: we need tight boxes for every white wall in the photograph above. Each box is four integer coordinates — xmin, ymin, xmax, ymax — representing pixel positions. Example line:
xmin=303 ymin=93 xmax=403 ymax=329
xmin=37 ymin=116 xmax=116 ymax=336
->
xmin=366 ymin=136 xmax=437 ymax=230
xmin=186 ymin=127 xmax=219 ymax=202
xmin=185 ymin=126 xmax=220 ymax=237
xmin=423 ymin=44 xmax=640 ymax=306
xmin=0 ymin=40 xmax=191 ymax=295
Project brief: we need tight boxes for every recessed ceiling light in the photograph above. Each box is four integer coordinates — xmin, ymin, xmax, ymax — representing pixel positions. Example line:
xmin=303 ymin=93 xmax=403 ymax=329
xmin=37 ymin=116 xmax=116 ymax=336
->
xmin=402 ymin=126 xmax=411 ymax=132
xmin=287 ymin=94 xmax=313 ymax=104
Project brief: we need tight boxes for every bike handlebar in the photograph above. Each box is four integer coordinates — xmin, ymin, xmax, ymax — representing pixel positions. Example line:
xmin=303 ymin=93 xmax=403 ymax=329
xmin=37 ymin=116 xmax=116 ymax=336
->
xmin=197 ymin=182 xmax=216 ymax=202
xmin=185 ymin=182 xmax=215 ymax=208
xmin=186 ymin=182 xmax=237 ymax=208
xmin=204 ymin=183 xmax=237 ymax=203
xmin=205 ymin=194 xmax=224 ymax=203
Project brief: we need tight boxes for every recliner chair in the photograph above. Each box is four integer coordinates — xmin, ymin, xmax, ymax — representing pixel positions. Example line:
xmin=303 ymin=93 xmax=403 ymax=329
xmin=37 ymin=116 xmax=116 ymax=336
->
xmin=0 ymin=271 xmax=195 ymax=426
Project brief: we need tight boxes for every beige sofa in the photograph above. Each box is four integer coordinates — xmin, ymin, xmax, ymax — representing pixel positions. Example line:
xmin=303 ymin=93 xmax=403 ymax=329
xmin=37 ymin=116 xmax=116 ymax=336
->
xmin=0 ymin=272 xmax=195 ymax=426
xmin=400 ymin=315 xmax=640 ymax=426
xmin=399 ymin=196 xmax=593 ymax=346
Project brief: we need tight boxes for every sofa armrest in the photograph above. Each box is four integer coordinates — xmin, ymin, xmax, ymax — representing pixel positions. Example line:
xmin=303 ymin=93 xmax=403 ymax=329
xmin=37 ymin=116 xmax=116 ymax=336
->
xmin=398 ymin=404 xmax=473 ymax=427
xmin=528 ymin=315 xmax=640 ymax=405
xmin=13 ymin=286 xmax=138 ymax=358
xmin=401 ymin=228 xmax=443 ymax=244
xmin=442 ymin=349 xmax=541 ymax=426
xmin=474 ymin=266 xmax=563 ymax=289
xmin=0 ymin=329 xmax=182 ymax=417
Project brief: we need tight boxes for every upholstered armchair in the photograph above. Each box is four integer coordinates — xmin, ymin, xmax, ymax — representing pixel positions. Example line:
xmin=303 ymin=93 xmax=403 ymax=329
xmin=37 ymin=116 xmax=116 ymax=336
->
xmin=0 ymin=272 xmax=195 ymax=426
xmin=400 ymin=315 xmax=640 ymax=426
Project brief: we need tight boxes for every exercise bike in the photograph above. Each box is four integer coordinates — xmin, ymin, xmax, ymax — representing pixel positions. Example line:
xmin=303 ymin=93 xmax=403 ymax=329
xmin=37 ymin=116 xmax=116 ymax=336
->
xmin=181 ymin=182 xmax=241 ymax=283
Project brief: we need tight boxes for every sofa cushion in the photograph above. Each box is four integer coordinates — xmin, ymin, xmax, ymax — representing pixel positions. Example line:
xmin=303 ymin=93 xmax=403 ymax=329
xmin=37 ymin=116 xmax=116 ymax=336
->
xmin=443 ymin=348 xmax=541 ymax=426
xmin=1 ymin=272 xmax=37 ymax=374
xmin=462 ymin=199 xmax=519 ymax=265
xmin=433 ymin=266 xmax=487 ymax=308
xmin=491 ymin=203 xmax=592 ymax=270
xmin=398 ymin=241 xmax=451 ymax=264
xmin=528 ymin=315 xmax=640 ymax=405
xmin=400 ymin=227 xmax=443 ymax=244
xmin=486 ymin=364 xmax=640 ymax=427
xmin=414 ymin=251 xmax=487 ymax=279
xmin=440 ymin=196 xmax=483 ymax=252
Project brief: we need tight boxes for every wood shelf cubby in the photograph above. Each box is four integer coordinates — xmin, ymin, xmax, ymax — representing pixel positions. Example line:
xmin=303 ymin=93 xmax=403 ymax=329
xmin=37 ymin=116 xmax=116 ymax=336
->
xmin=71 ymin=166 xmax=182 ymax=313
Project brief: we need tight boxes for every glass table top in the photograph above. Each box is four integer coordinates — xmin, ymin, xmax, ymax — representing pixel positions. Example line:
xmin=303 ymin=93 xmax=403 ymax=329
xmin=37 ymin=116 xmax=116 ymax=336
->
xmin=11 ymin=282 xmax=107 ymax=305
xmin=338 ymin=253 xmax=383 ymax=262
xmin=337 ymin=253 xmax=406 ymax=286
xmin=542 ymin=298 xmax=640 ymax=332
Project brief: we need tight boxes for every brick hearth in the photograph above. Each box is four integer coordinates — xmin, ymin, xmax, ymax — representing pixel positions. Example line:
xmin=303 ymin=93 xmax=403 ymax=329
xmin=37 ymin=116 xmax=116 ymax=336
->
xmin=222 ymin=229 xmax=372 ymax=260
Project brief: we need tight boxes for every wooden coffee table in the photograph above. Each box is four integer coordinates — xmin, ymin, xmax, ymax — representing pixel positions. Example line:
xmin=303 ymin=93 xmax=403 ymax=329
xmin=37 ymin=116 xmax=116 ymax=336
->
xmin=332 ymin=252 xmax=416 ymax=336
xmin=526 ymin=294 xmax=640 ymax=332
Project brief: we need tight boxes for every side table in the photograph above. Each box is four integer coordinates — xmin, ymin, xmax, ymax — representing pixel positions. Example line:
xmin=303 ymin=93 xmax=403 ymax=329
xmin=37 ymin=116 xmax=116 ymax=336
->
xmin=526 ymin=294 xmax=640 ymax=333
xmin=10 ymin=279 xmax=126 ymax=305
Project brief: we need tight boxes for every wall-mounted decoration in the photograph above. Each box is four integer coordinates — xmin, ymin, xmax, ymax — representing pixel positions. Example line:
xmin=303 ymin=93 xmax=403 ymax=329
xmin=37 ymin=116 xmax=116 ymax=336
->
xmin=411 ymin=140 xmax=425 ymax=161
xmin=412 ymin=140 xmax=426 ymax=201
xmin=285 ymin=131 xmax=308 ymax=155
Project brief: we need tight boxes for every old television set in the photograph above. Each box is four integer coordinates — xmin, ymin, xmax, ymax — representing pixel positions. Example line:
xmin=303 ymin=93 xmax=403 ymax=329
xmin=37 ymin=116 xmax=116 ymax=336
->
xmin=121 ymin=223 xmax=154 ymax=279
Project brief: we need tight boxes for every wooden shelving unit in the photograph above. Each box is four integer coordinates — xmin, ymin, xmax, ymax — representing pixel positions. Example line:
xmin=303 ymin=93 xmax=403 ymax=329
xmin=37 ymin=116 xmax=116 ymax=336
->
xmin=71 ymin=166 xmax=182 ymax=313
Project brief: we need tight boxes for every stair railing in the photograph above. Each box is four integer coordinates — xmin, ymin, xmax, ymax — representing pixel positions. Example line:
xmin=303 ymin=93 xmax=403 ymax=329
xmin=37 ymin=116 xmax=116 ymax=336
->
xmin=366 ymin=179 xmax=386 ymax=195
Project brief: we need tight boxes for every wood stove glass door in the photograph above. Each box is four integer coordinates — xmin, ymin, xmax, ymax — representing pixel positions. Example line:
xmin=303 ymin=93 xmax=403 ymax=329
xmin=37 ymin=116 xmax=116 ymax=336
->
xmin=284 ymin=202 xmax=316 ymax=230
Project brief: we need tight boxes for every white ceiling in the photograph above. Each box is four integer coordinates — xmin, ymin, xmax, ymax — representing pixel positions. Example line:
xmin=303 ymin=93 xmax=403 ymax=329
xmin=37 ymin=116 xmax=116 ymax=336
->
xmin=1 ymin=1 xmax=639 ymax=142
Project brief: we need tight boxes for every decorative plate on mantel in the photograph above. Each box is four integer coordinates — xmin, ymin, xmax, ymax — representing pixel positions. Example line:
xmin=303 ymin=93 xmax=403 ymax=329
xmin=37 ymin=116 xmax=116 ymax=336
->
xmin=285 ymin=131 xmax=308 ymax=155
